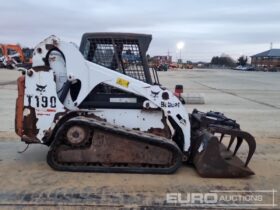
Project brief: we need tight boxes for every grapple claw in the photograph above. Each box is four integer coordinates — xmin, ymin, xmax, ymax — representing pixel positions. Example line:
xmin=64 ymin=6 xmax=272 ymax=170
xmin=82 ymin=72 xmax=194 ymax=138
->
xmin=209 ymin=125 xmax=256 ymax=167
xmin=190 ymin=110 xmax=256 ymax=178
xmin=233 ymin=137 xmax=243 ymax=156
xmin=219 ymin=133 xmax=225 ymax=142
xmin=193 ymin=132 xmax=255 ymax=178
xmin=227 ymin=135 xmax=235 ymax=150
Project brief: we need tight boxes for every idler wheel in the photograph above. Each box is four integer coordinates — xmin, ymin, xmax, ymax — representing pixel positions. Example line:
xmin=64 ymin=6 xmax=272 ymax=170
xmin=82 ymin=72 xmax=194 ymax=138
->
xmin=66 ymin=125 xmax=89 ymax=146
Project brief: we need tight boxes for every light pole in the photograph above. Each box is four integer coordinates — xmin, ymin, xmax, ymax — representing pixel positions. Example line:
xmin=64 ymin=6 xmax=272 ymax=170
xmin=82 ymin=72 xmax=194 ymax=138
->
xmin=176 ymin=41 xmax=184 ymax=63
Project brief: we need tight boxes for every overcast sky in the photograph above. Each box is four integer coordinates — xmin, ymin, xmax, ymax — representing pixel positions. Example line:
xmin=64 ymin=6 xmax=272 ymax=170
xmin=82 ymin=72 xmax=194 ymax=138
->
xmin=1 ymin=0 xmax=279 ymax=62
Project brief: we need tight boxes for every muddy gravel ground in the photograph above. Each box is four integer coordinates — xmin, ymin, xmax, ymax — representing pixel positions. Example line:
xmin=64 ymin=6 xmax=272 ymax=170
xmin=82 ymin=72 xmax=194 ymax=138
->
xmin=0 ymin=68 xmax=279 ymax=209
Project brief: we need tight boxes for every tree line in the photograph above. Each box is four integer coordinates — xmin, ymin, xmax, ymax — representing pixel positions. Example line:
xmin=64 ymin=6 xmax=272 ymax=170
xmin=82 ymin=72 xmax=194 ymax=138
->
xmin=210 ymin=55 xmax=248 ymax=67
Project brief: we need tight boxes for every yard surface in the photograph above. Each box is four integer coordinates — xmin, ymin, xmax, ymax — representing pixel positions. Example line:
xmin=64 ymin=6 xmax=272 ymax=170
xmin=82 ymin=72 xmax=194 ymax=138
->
xmin=0 ymin=68 xmax=279 ymax=209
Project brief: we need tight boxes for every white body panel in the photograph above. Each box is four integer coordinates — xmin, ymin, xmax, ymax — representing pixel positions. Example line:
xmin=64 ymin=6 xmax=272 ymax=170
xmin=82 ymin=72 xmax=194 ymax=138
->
xmin=26 ymin=36 xmax=191 ymax=152
xmin=23 ymin=70 xmax=65 ymax=140
xmin=90 ymin=109 xmax=167 ymax=131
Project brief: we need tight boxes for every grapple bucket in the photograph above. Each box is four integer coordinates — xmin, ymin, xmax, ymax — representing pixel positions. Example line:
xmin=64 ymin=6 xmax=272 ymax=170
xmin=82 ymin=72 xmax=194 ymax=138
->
xmin=190 ymin=110 xmax=256 ymax=178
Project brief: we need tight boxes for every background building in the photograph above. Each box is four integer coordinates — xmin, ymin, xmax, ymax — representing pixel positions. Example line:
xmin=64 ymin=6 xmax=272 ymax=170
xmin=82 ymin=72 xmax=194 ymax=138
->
xmin=251 ymin=49 xmax=280 ymax=71
xmin=151 ymin=55 xmax=172 ymax=66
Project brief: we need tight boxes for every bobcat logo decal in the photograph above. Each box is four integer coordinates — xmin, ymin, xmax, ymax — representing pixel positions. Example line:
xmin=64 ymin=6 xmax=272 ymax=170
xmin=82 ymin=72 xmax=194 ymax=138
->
xmin=36 ymin=84 xmax=47 ymax=93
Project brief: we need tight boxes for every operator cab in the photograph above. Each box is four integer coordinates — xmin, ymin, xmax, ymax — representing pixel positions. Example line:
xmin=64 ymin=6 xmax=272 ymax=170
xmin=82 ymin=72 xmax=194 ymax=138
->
xmin=79 ymin=33 xmax=160 ymax=109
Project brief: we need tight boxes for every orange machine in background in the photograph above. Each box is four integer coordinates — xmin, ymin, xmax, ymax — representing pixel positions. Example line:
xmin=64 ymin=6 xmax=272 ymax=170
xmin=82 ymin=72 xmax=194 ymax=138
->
xmin=0 ymin=44 xmax=33 ymax=69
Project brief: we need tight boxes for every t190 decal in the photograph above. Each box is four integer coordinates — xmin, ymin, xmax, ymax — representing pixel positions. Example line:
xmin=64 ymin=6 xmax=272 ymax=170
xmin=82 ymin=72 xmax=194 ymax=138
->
xmin=27 ymin=95 xmax=56 ymax=108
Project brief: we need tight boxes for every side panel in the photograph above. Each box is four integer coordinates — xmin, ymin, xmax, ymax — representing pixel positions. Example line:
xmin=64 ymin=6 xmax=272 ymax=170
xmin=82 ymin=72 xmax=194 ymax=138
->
xmin=22 ymin=70 xmax=65 ymax=142
xmin=90 ymin=109 xmax=172 ymax=138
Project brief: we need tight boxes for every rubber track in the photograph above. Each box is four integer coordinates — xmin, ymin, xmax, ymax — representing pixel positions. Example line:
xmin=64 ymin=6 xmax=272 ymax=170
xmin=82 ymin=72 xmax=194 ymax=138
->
xmin=47 ymin=116 xmax=182 ymax=174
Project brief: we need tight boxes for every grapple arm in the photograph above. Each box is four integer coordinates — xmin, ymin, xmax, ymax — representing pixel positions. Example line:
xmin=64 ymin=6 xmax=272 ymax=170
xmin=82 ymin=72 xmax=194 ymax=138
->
xmin=189 ymin=109 xmax=256 ymax=178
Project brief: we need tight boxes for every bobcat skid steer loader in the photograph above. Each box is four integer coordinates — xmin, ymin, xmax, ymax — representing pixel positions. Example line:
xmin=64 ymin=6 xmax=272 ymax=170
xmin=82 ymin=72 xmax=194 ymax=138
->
xmin=15 ymin=33 xmax=256 ymax=178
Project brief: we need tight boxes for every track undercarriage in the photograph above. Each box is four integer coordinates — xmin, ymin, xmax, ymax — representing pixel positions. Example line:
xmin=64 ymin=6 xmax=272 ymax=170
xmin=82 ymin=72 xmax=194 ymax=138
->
xmin=47 ymin=117 xmax=182 ymax=174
